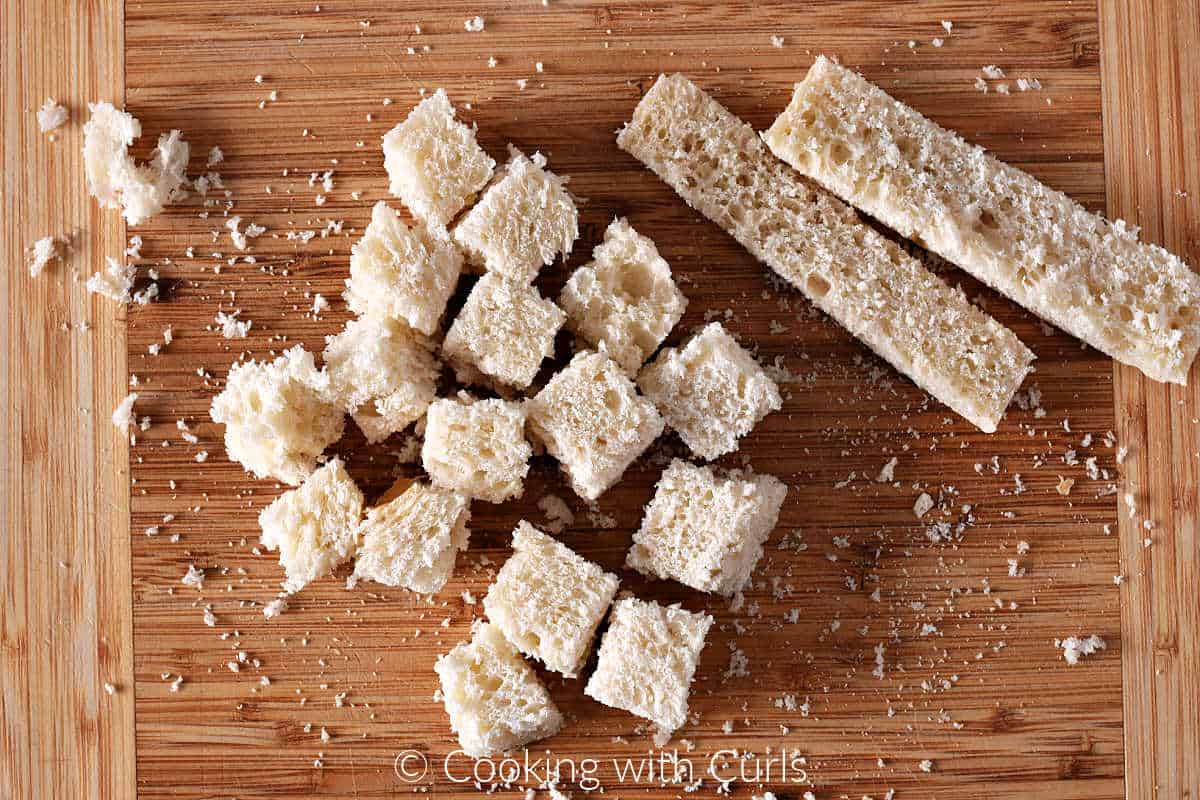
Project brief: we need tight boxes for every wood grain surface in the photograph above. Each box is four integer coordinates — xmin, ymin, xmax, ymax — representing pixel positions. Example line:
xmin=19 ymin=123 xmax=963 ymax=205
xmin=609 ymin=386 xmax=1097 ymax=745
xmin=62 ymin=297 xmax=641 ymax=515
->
xmin=1099 ymin=1 xmax=1200 ymax=798
xmin=2 ymin=1 xmax=1194 ymax=798
xmin=0 ymin=1 xmax=133 ymax=799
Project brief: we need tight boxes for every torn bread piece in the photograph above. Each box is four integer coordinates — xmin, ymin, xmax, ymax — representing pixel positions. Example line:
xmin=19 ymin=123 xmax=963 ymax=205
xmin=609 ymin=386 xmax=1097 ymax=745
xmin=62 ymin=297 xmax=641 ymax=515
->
xmin=484 ymin=522 xmax=620 ymax=677
xmin=352 ymin=481 xmax=471 ymax=593
xmin=560 ymin=217 xmax=688 ymax=376
xmin=527 ymin=350 xmax=664 ymax=501
xmin=627 ymin=459 xmax=787 ymax=595
xmin=209 ymin=346 xmax=344 ymax=485
xmin=442 ymin=272 xmax=566 ymax=390
xmin=83 ymin=102 xmax=189 ymax=226
xmin=584 ymin=595 xmax=712 ymax=735
xmin=453 ymin=148 xmax=578 ymax=284
xmin=383 ymin=89 xmax=495 ymax=231
xmin=617 ymin=73 xmax=1033 ymax=432
xmin=258 ymin=458 xmax=364 ymax=594
xmin=765 ymin=56 xmax=1200 ymax=385
xmin=344 ymin=201 xmax=464 ymax=336
xmin=435 ymin=621 xmax=564 ymax=757
xmin=323 ymin=316 xmax=440 ymax=444
xmin=638 ymin=322 xmax=781 ymax=460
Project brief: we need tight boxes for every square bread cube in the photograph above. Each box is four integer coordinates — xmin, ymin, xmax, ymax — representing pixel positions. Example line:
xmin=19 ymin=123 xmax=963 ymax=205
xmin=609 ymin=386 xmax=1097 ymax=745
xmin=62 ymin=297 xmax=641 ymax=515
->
xmin=560 ymin=218 xmax=688 ymax=376
xmin=258 ymin=458 xmax=364 ymax=594
xmin=323 ymin=316 xmax=440 ymax=444
xmin=382 ymin=89 xmax=495 ymax=231
xmin=584 ymin=596 xmax=713 ymax=733
xmin=352 ymin=481 xmax=471 ymax=593
xmin=343 ymin=201 xmax=464 ymax=336
xmin=638 ymin=322 xmax=781 ymax=461
xmin=452 ymin=149 xmax=578 ymax=284
xmin=627 ymin=459 xmax=788 ymax=595
xmin=527 ymin=351 xmax=664 ymax=501
xmin=210 ymin=346 xmax=345 ymax=486
xmin=442 ymin=273 xmax=566 ymax=390
xmin=483 ymin=522 xmax=620 ymax=677
xmin=422 ymin=395 xmax=532 ymax=503
xmin=435 ymin=621 xmax=564 ymax=757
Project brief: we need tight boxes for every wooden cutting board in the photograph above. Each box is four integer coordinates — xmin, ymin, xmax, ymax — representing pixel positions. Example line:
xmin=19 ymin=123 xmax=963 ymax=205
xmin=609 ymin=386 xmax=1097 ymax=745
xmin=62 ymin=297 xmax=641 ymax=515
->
xmin=3 ymin=1 xmax=1197 ymax=798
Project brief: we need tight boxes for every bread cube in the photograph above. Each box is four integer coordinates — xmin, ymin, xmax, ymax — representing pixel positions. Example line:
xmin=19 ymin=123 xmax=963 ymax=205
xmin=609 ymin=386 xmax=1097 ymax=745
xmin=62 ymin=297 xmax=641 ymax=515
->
xmin=484 ymin=522 xmax=620 ymax=677
xmin=382 ymin=90 xmax=495 ymax=231
xmin=560 ymin=218 xmax=688 ymax=376
xmin=258 ymin=458 xmax=364 ymax=594
xmin=435 ymin=621 xmax=564 ymax=757
xmin=527 ymin=351 xmax=664 ymax=501
xmin=352 ymin=481 xmax=471 ymax=593
xmin=627 ymin=459 xmax=788 ymax=595
xmin=210 ymin=346 xmax=345 ymax=485
xmin=638 ymin=323 xmax=781 ymax=461
xmin=323 ymin=316 xmax=440 ymax=444
xmin=344 ymin=201 xmax=464 ymax=336
xmin=422 ymin=396 xmax=532 ymax=503
xmin=453 ymin=149 xmax=578 ymax=283
xmin=584 ymin=596 xmax=713 ymax=733
xmin=442 ymin=273 xmax=566 ymax=390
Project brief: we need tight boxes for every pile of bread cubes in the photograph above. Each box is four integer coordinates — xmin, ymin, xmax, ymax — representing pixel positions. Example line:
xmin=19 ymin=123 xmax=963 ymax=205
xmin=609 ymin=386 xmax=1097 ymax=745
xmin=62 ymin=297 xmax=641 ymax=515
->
xmin=209 ymin=89 xmax=789 ymax=756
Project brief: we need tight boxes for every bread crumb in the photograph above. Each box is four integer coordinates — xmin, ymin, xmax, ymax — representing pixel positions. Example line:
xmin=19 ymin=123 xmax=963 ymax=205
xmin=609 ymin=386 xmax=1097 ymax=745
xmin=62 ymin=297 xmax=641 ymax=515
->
xmin=112 ymin=392 xmax=138 ymax=433
xmin=913 ymin=492 xmax=934 ymax=518
xmin=215 ymin=310 xmax=252 ymax=339
xmin=1057 ymin=634 xmax=1106 ymax=665
xmin=263 ymin=597 xmax=289 ymax=619
xmin=464 ymin=15 xmax=484 ymax=32
xmin=181 ymin=563 xmax=204 ymax=590
xmin=38 ymin=98 xmax=69 ymax=132
xmin=87 ymin=257 xmax=136 ymax=303
xmin=876 ymin=456 xmax=898 ymax=483
xmin=27 ymin=235 xmax=64 ymax=277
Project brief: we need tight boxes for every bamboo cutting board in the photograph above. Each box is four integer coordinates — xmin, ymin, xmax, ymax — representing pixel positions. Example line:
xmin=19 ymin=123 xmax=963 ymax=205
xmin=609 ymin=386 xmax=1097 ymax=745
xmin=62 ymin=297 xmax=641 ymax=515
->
xmin=3 ymin=2 xmax=1198 ymax=799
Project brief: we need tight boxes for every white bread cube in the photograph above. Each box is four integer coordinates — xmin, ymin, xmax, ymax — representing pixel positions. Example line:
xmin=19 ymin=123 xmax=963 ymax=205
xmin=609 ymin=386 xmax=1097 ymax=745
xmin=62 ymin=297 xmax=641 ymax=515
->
xmin=527 ymin=351 xmax=664 ymax=501
xmin=627 ymin=459 xmax=788 ymax=595
xmin=559 ymin=218 xmax=688 ymax=376
xmin=637 ymin=323 xmax=781 ymax=461
xmin=484 ymin=522 xmax=620 ymax=677
xmin=258 ymin=458 xmax=364 ymax=594
xmin=584 ymin=596 xmax=712 ymax=733
xmin=209 ymin=346 xmax=345 ymax=485
xmin=344 ymin=201 xmax=464 ymax=336
xmin=352 ymin=481 xmax=471 ymax=593
xmin=421 ymin=396 xmax=532 ymax=503
xmin=382 ymin=89 xmax=495 ymax=231
xmin=435 ymin=621 xmax=564 ymax=757
xmin=617 ymin=73 xmax=1034 ymax=432
xmin=765 ymin=56 xmax=1200 ymax=385
xmin=442 ymin=273 xmax=566 ymax=390
xmin=452 ymin=149 xmax=578 ymax=283
xmin=323 ymin=316 xmax=440 ymax=444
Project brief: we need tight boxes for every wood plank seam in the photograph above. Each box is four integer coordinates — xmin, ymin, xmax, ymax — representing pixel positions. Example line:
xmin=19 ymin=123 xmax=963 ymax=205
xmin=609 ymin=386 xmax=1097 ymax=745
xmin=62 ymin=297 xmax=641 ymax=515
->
xmin=1098 ymin=0 xmax=1200 ymax=798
